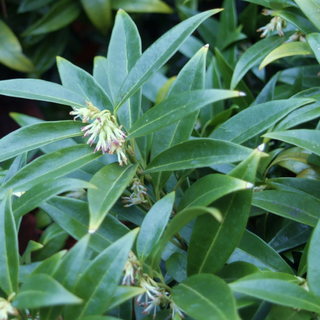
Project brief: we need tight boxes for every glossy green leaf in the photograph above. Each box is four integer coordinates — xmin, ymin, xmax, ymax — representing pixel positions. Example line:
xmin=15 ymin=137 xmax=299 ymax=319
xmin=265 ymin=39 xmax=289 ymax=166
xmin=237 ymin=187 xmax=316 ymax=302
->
xmin=65 ymin=229 xmax=138 ymax=319
xmin=0 ymin=144 xmax=101 ymax=198
xmin=3 ymin=153 xmax=27 ymax=184
xmin=308 ymin=219 xmax=320 ymax=297
xmin=294 ymin=0 xmax=320 ymax=31
xmin=57 ymin=57 xmax=113 ymax=112
xmin=265 ymin=305 xmax=312 ymax=320
xmin=88 ymin=163 xmax=138 ymax=232
xmin=0 ymin=121 xmax=84 ymax=162
xmin=12 ymin=274 xmax=82 ymax=309
xmin=252 ymin=191 xmax=320 ymax=227
xmin=210 ymin=99 xmax=313 ymax=144
xmin=20 ymin=241 xmax=43 ymax=264
xmin=172 ymin=274 xmax=240 ymax=320
xmin=93 ymin=56 xmax=112 ymax=101
xmin=107 ymin=9 xmax=141 ymax=130
xmin=18 ymin=0 xmax=55 ymax=12
xmin=81 ymin=0 xmax=111 ymax=34
xmin=111 ymin=0 xmax=173 ymax=13
xmin=129 ymin=89 xmax=242 ymax=139
xmin=0 ymin=19 xmax=34 ymax=72
xmin=231 ymin=33 xmax=294 ymax=89
xmin=0 ymin=190 xmax=19 ymax=296
xmin=307 ymin=33 xmax=320 ymax=64
xmin=178 ymin=174 xmax=252 ymax=212
xmin=217 ymin=262 xmax=260 ymax=283
xmin=13 ymin=178 xmax=96 ymax=221
xmin=144 ymin=138 xmax=253 ymax=174
xmin=22 ymin=0 xmax=81 ymax=36
xmin=0 ymin=79 xmax=86 ymax=109
xmin=137 ymin=192 xmax=174 ymax=261
xmin=230 ymin=273 xmax=320 ymax=313
xmin=78 ymin=317 xmax=119 ymax=320
xmin=40 ymin=197 xmax=129 ymax=253
xmin=31 ymin=251 xmax=66 ymax=277
xmin=115 ymin=9 xmax=222 ymax=109
xmin=166 ymin=253 xmax=187 ymax=283
xmin=259 ymin=42 xmax=313 ymax=70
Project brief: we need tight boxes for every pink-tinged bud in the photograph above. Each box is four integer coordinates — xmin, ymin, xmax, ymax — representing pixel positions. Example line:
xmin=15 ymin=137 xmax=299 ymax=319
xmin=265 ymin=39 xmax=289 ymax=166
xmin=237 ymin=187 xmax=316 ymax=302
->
xmin=90 ymin=140 xmax=95 ymax=147
xmin=97 ymin=117 xmax=101 ymax=122
xmin=94 ymin=146 xmax=98 ymax=153
xmin=113 ymin=139 xmax=119 ymax=146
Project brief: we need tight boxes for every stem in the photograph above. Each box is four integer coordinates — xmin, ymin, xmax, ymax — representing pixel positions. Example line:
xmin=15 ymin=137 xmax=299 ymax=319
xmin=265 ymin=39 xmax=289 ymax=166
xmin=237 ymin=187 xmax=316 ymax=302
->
xmin=18 ymin=310 xmax=27 ymax=320
xmin=169 ymin=238 xmax=183 ymax=249
xmin=173 ymin=169 xmax=195 ymax=192
xmin=157 ymin=282 xmax=172 ymax=293
xmin=174 ymin=232 xmax=188 ymax=251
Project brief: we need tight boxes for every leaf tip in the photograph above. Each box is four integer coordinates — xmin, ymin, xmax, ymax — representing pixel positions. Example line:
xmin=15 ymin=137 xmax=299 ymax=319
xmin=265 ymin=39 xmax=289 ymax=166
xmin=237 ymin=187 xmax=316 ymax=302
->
xmin=88 ymin=228 xmax=96 ymax=234
xmin=257 ymin=143 xmax=266 ymax=152
xmin=238 ymin=91 xmax=246 ymax=97
xmin=204 ymin=43 xmax=209 ymax=49
xmin=246 ymin=182 xmax=254 ymax=189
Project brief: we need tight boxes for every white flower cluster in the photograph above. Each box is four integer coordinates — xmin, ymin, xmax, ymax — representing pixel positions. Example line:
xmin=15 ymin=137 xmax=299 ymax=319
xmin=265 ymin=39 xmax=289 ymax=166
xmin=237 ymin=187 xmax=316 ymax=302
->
xmin=257 ymin=9 xmax=286 ymax=38
xmin=70 ymin=102 xmax=128 ymax=166
xmin=122 ymin=251 xmax=184 ymax=320
xmin=0 ymin=294 xmax=18 ymax=320
xmin=122 ymin=178 xmax=147 ymax=207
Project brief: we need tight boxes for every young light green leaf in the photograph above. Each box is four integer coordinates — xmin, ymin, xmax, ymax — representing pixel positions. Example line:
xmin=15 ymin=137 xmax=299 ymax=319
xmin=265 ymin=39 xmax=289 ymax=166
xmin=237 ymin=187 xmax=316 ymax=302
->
xmin=0 ymin=19 xmax=34 ymax=72
xmin=259 ymin=42 xmax=313 ymax=70
xmin=0 ymin=190 xmax=19 ymax=296
xmin=128 ymin=89 xmax=243 ymax=139
xmin=137 ymin=192 xmax=175 ymax=262
xmin=210 ymin=99 xmax=313 ymax=144
xmin=57 ymin=57 xmax=113 ymax=112
xmin=65 ymin=229 xmax=139 ymax=319
xmin=0 ymin=121 xmax=84 ymax=162
xmin=144 ymin=138 xmax=253 ymax=174
xmin=12 ymin=274 xmax=82 ymax=309
xmin=21 ymin=241 xmax=43 ymax=264
xmin=111 ymin=0 xmax=173 ymax=13
xmin=172 ymin=274 xmax=240 ymax=320
xmin=115 ymin=9 xmax=222 ymax=109
xmin=88 ymin=163 xmax=138 ymax=232
xmin=294 ymin=0 xmax=320 ymax=31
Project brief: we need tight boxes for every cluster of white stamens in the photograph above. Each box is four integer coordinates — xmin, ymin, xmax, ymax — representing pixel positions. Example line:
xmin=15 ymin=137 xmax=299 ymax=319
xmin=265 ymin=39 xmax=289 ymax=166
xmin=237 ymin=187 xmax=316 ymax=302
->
xmin=70 ymin=102 xmax=128 ymax=166
xmin=257 ymin=9 xmax=286 ymax=38
xmin=122 ymin=178 xmax=147 ymax=207
xmin=0 ymin=294 xmax=18 ymax=320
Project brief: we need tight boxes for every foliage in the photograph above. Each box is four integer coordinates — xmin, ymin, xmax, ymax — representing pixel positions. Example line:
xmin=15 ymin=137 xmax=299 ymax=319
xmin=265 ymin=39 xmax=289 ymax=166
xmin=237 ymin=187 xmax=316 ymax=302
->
xmin=1 ymin=0 xmax=320 ymax=320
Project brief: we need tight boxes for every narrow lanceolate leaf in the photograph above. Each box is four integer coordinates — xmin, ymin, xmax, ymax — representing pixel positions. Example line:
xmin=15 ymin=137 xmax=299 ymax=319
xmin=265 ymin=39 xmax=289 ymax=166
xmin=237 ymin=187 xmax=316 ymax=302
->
xmin=252 ymin=191 xmax=320 ymax=227
xmin=294 ymin=0 xmax=320 ymax=31
xmin=0 ymin=190 xmax=19 ymax=296
xmin=107 ymin=9 xmax=141 ymax=130
xmin=308 ymin=220 xmax=320 ymax=297
xmin=0 ymin=19 xmax=34 ymax=72
xmin=88 ymin=163 xmax=138 ymax=232
xmin=111 ymin=0 xmax=173 ymax=13
xmin=172 ymin=274 xmax=240 ymax=320
xmin=231 ymin=33 xmax=294 ymax=89
xmin=259 ymin=42 xmax=313 ymax=70
xmin=264 ymin=129 xmax=320 ymax=158
xmin=0 ymin=121 xmax=84 ymax=162
xmin=137 ymin=192 xmax=175 ymax=262
xmin=144 ymin=138 xmax=253 ymax=174
xmin=12 ymin=274 xmax=82 ymax=309
xmin=57 ymin=57 xmax=113 ymax=112
xmin=93 ymin=57 xmax=112 ymax=101
xmin=65 ymin=229 xmax=139 ymax=319
xmin=178 ymin=174 xmax=252 ymax=212
xmin=40 ymin=197 xmax=129 ymax=253
xmin=115 ymin=9 xmax=222 ymax=109
xmin=0 ymin=145 xmax=102 ymax=198
xmin=230 ymin=274 xmax=320 ymax=314
xmin=188 ymin=146 xmax=263 ymax=275
xmin=307 ymin=33 xmax=320 ymax=64
xmin=210 ymin=99 xmax=313 ymax=144
xmin=12 ymin=178 xmax=96 ymax=221
xmin=128 ymin=89 xmax=243 ymax=139
xmin=0 ymin=79 xmax=86 ymax=108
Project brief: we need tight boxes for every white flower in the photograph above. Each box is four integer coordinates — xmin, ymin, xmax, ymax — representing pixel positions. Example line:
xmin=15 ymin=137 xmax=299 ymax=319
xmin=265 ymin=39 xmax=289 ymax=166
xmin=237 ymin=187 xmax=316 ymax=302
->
xmin=170 ymin=302 xmax=185 ymax=319
xmin=0 ymin=297 xmax=17 ymax=320
xmin=122 ymin=178 xmax=147 ymax=207
xmin=257 ymin=10 xmax=286 ymax=38
xmin=122 ymin=260 xmax=135 ymax=286
xmin=142 ymin=297 xmax=160 ymax=320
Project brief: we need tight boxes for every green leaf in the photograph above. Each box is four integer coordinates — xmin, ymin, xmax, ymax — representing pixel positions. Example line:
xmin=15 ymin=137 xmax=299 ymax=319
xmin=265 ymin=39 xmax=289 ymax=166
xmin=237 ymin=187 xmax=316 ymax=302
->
xmin=128 ymin=89 xmax=243 ymax=139
xmin=93 ymin=56 xmax=112 ymax=101
xmin=308 ymin=219 xmax=320 ymax=297
xmin=115 ymin=9 xmax=222 ymax=109
xmin=166 ymin=253 xmax=187 ymax=283
xmin=21 ymin=241 xmax=43 ymax=264
xmin=306 ymin=33 xmax=320 ymax=64
xmin=65 ymin=229 xmax=138 ymax=319
xmin=3 ymin=153 xmax=27 ymax=184
xmin=144 ymin=138 xmax=253 ymax=174
xmin=259 ymin=42 xmax=313 ymax=70
xmin=22 ymin=0 xmax=81 ymax=36
xmin=231 ymin=33 xmax=294 ymax=89
xmin=0 ymin=190 xmax=19 ymax=296
xmin=12 ymin=274 xmax=82 ymax=309
xmin=81 ymin=0 xmax=112 ymax=34
xmin=0 ymin=144 xmax=102 ymax=198
xmin=12 ymin=178 xmax=96 ymax=221
xmin=252 ymin=191 xmax=320 ymax=227
xmin=107 ymin=9 xmax=141 ymax=130
xmin=18 ymin=0 xmax=54 ymax=12
xmin=111 ymin=0 xmax=173 ymax=13
xmin=230 ymin=273 xmax=320 ymax=314
xmin=217 ymin=262 xmax=260 ymax=283
xmin=137 ymin=192 xmax=175 ymax=261
xmin=172 ymin=274 xmax=240 ymax=320
xmin=57 ymin=57 xmax=113 ymax=112
xmin=294 ymin=0 xmax=320 ymax=31
xmin=210 ymin=99 xmax=313 ymax=144
xmin=88 ymin=163 xmax=138 ymax=232
xmin=0 ymin=121 xmax=84 ymax=162
xmin=178 ymin=174 xmax=252 ymax=212
xmin=0 ymin=79 xmax=86 ymax=109
xmin=0 ymin=19 xmax=34 ymax=72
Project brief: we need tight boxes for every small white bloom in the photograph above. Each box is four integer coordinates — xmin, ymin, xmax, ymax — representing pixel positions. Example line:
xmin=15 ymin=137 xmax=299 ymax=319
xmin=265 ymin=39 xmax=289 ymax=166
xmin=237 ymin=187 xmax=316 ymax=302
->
xmin=0 ymin=297 xmax=17 ymax=320
xmin=170 ymin=302 xmax=185 ymax=319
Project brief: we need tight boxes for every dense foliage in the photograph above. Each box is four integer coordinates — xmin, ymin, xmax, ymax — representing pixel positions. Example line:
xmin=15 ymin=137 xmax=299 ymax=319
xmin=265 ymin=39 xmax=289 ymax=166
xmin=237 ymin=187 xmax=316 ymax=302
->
xmin=1 ymin=0 xmax=320 ymax=319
